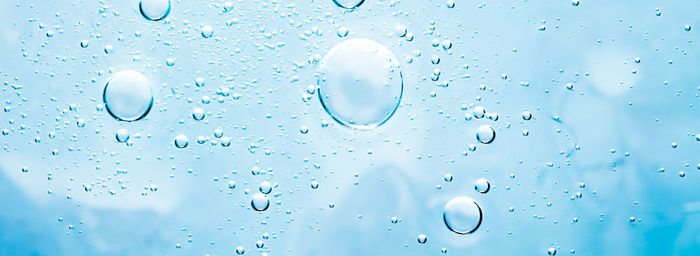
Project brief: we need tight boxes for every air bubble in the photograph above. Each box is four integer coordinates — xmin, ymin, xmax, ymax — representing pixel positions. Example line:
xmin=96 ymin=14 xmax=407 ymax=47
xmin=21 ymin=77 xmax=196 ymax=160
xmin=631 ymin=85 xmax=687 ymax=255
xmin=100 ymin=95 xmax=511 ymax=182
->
xmin=116 ymin=129 xmax=129 ymax=143
xmin=474 ymin=178 xmax=490 ymax=194
xmin=103 ymin=70 xmax=154 ymax=122
xmin=139 ymin=0 xmax=171 ymax=21
xmin=174 ymin=134 xmax=189 ymax=148
xmin=251 ymin=193 xmax=270 ymax=211
xmin=332 ymin=0 xmax=365 ymax=9
xmin=475 ymin=125 xmax=495 ymax=144
xmin=443 ymin=196 xmax=483 ymax=235
xmin=317 ymin=39 xmax=403 ymax=130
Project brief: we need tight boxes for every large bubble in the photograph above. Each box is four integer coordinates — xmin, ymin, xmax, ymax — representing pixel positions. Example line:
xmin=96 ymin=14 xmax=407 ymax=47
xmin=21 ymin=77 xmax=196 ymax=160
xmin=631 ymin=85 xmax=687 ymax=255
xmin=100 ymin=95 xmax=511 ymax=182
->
xmin=103 ymin=70 xmax=154 ymax=122
xmin=317 ymin=38 xmax=403 ymax=130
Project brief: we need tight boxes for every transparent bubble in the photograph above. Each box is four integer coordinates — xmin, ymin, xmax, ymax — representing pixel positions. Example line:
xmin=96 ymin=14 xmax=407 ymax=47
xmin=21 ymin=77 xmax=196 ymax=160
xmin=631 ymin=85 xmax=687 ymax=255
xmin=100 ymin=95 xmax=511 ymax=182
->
xmin=332 ymin=0 xmax=365 ymax=9
xmin=235 ymin=246 xmax=245 ymax=255
xmin=417 ymin=234 xmax=427 ymax=244
xmin=474 ymin=178 xmax=490 ymax=194
xmin=116 ymin=129 xmax=130 ymax=143
xmin=310 ymin=181 xmax=319 ymax=189
xmin=522 ymin=111 xmax=533 ymax=120
xmin=195 ymin=77 xmax=205 ymax=87
xmin=317 ymin=38 xmax=403 ymax=130
xmin=475 ymin=125 xmax=495 ymax=144
xmin=443 ymin=196 xmax=483 ymax=235
xmin=444 ymin=173 xmax=453 ymax=182
xmin=337 ymin=26 xmax=349 ymax=37
xmin=251 ymin=193 xmax=270 ymax=211
xmin=684 ymin=24 xmax=691 ymax=31
xmin=259 ymin=181 xmax=272 ymax=194
xmin=571 ymin=0 xmax=579 ymax=6
xmin=174 ymin=134 xmax=189 ymax=148
xmin=201 ymin=25 xmax=214 ymax=38
xmin=548 ymin=247 xmax=557 ymax=255
xmin=139 ymin=0 xmax=171 ymax=21
xmin=103 ymin=70 xmax=154 ymax=122
xmin=192 ymin=108 xmax=205 ymax=121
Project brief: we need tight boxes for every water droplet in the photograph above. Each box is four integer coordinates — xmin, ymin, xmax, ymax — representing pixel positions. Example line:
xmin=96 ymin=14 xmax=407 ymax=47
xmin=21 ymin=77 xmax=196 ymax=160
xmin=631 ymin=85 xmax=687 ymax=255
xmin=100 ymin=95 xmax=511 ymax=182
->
xmin=474 ymin=178 xmax=490 ymax=194
xmin=443 ymin=196 xmax=483 ymax=235
xmin=684 ymin=25 xmax=691 ymax=31
xmin=103 ymin=70 xmax=154 ymax=122
xmin=444 ymin=173 xmax=453 ymax=182
xmin=201 ymin=25 xmax=214 ymax=38
xmin=475 ymin=125 xmax=495 ymax=144
xmin=522 ymin=111 xmax=533 ymax=120
xmin=223 ymin=1 xmax=234 ymax=12
xmin=195 ymin=77 xmax=205 ymax=87
xmin=192 ymin=108 xmax=205 ymax=121
xmin=79 ymin=40 xmax=89 ymax=48
xmin=300 ymin=125 xmax=309 ymax=134
xmin=251 ymin=193 xmax=270 ymax=211
xmin=259 ymin=181 xmax=272 ymax=194
xmin=235 ymin=246 xmax=245 ymax=255
xmin=116 ymin=129 xmax=130 ymax=143
xmin=317 ymin=39 xmax=403 ymax=130
xmin=310 ymin=181 xmax=319 ymax=189
xmin=446 ymin=0 xmax=455 ymax=8
xmin=548 ymin=248 xmax=557 ymax=255
xmin=417 ymin=234 xmax=427 ymax=244
xmin=174 ymin=134 xmax=189 ymax=148
xmin=337 ymin=26 xmax=349 ymax=37
xmin=571 ymin=0 xmax=579 ymax=6
xmin=139 ymin=0 xmax=171 ymax=21
xmin=332 ymin=0 xmax=365 ymax=9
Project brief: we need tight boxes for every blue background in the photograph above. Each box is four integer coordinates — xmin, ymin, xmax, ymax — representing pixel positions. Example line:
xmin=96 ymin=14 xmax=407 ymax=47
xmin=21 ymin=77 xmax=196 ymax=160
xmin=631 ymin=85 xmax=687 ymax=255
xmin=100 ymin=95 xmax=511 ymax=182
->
xmin=0 ymin=0 xmax=699 ymax=255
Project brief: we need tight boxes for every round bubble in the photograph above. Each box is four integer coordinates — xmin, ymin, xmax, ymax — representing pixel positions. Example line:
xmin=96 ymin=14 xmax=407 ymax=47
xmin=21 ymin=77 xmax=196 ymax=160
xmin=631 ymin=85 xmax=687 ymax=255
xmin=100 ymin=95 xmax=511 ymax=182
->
xmin=251 ymin=193 xmax=270 ymax=211
xmin=174 ymin=134 xmax=188 ymax=148
xmin=139 ymin=0 xmax=171 ymax=21
xmin=475 ymin=124 xmax=495 ymax=144
xmin=443 ymin=196 xmax=483 ymax=235
xmin=332 ymin=0 xmax=365 ymax=9
xmin=103 ymin=70 xmax=154 ymax=122
xmin=474 ymin=178 xmax=490 ymax=194
xmin=317 ymin=38 xmax=403 ymax=130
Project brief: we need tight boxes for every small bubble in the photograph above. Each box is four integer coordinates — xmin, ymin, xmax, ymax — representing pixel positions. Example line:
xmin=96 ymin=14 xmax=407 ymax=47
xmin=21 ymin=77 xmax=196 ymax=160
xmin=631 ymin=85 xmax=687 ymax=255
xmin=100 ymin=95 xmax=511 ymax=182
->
xmin=195 ymin=77 xmax=205 ymax=87
xmin=417 ymin=234 xmax=427 ymax=244
xmin=332 ymin=0 xmax=365 ymax=9
xmin=192 ymin=108 xmax=205 ymax=121
xmin=235 ymin=246 xmax=245 ymax=255
xmin=79 ymin=40 xmax=89 ymax=48
xmin=251 ymin=193 xmax=270 ymax=211
xmin=174 ymin=134 xmax=189 ymax=148
xmin=548 ymin=247 xmax=557 ymax=255
xmin=201 ymin=25 xmax=214 ymax=38
xmin=571 ymin=0 xmax=579 ymax=6
xmin=116 ymin=129 xmax=129 ymax=143
xmin=474 ymin=178 xmax=490 ymax=194
xmin=337 ymin=26 xmax=349 ymax=37
xmin=311 ymin=181 xmax=319 ymax=189
xmin=395 ymin=25 xmax=407 ymax=37
xmin=444 ymin=173 xmax=453 ymax=182
xmin=139 ymin=0 xmax=171 ymax=21
xmin=446 ymin=0 xmax=455 ymax=8
xmin=684 ymin=25 xmax=691 ymax=31
xmin=476 ymin=125 xmax=496 ymax=144
xmin=259 ymin=181 xmax=272 ymax=194
xmin=300 ymin=125 xmax=309 ymax=134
